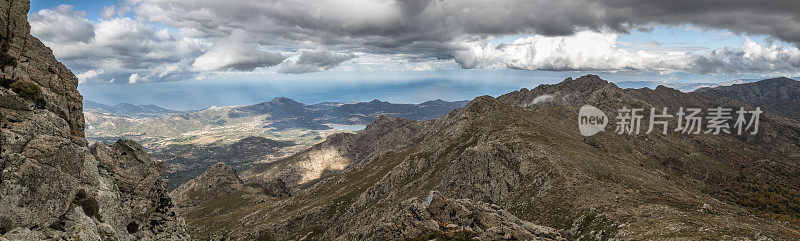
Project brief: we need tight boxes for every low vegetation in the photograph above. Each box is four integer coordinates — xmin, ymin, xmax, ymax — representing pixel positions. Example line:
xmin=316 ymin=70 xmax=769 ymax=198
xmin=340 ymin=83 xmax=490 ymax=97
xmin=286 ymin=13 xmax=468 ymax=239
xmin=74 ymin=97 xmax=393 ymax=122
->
xmin=9 ymin=79 xmax=45 ymax=107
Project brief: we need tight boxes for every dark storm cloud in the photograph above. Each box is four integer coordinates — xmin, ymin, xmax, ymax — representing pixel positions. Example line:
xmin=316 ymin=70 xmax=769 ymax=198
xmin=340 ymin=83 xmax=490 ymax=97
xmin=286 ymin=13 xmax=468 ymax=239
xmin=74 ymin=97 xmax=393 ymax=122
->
xmin=599 ymin=0 xmax=800 ymax=44
xmin=132 ymin=0 xmax=800 ymax=58
xmin=143 ymin=1 xmax=798 ymax=41
xmin=32 ymin=0 xmax=800 ymax=83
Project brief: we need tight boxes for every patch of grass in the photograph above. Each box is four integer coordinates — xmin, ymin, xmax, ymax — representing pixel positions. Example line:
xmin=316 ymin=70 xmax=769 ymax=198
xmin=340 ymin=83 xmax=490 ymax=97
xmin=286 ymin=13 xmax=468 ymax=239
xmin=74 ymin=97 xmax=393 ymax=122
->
xmin=10 ymin=80 xmax=44 ymax=107
xmin=183 ymin=191 xmax=277 ymax=239
xmin=186 ymin=190 xmax=250 ymax=219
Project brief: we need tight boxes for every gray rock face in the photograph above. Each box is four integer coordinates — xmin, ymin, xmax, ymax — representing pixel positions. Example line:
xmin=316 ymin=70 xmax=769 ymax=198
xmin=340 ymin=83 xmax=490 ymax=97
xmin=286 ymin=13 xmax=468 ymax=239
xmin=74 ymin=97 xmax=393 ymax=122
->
xmin=0 ymin=0 xmax=188 ymax=239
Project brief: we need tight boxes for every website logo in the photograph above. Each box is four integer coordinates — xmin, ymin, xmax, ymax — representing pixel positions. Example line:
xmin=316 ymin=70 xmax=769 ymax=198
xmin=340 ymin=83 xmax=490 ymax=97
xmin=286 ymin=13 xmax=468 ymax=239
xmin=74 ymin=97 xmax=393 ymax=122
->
xmin=578 ymin=105 xmax=609 ymax=136
xmin=578 ymin=105 xmax=762 ymax=137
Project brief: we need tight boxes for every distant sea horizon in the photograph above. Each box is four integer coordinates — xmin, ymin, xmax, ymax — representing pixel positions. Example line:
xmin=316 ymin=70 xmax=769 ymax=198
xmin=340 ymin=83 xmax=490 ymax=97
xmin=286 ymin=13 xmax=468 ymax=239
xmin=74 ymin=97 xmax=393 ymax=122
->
xmin=78 ymin=70 xmax=776 ymax=111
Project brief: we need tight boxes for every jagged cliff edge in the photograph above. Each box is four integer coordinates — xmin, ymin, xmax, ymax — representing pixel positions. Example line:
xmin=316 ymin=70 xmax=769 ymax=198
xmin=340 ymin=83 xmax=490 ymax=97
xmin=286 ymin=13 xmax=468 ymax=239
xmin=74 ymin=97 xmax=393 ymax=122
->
xmin=0 ymin=0 xmax=188 ymax=240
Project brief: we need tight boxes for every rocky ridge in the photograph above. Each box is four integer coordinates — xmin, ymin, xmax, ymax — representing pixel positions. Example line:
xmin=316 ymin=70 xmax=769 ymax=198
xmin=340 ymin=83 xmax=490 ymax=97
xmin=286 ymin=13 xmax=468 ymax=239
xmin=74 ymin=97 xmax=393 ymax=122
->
xmin=177 ymin=75 xmax=800 ymax=240
xmin=170 ymin=163 xmax=246 ymax=209
xmin=0 ymin=0 xmax=187 ymax=240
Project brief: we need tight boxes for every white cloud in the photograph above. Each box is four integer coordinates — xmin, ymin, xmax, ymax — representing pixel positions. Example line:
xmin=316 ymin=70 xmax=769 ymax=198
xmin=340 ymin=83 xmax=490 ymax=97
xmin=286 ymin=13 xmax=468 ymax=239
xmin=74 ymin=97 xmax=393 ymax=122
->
xmin=279 ymin=50 xmax=355 ymax=74
xmin=531 ymin=94 xmax=554 ymax=104
xmin=452 ymin=31 xmax=800 ymax=76
xmin=454 ymin=31 xmax=691 ymax=72
xmin=29 ymin=5 xmax=94 ymax=43
xmin=692 ymin=37 xmax=800 ymax=75
xmin=128 ymin=73 xmax=141 ymax=83
xmin=191 ymin=32 xmax=286 ymax=72
xmin=76 ymin=69 xmax=103 ymax=84
xmin=30 ymin=5 xmax=203 ymax=83
xmin=101 ymin=6 xmax=116 ymax=19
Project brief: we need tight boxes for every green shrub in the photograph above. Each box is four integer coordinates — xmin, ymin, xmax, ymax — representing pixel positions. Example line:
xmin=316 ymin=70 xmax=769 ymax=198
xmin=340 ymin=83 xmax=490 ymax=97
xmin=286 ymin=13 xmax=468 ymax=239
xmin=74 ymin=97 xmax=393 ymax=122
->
xmin=9 ymin=80 xmax=42 ymax=103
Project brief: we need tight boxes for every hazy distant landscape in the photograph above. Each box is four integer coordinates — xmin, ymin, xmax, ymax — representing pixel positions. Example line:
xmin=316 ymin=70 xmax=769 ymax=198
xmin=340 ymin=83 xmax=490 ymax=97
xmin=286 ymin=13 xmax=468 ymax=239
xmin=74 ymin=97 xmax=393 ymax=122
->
xmin=77 ymin=71 xmax=770 ymax=111
xmin=83 ymin=97 xmax=468 ymax=189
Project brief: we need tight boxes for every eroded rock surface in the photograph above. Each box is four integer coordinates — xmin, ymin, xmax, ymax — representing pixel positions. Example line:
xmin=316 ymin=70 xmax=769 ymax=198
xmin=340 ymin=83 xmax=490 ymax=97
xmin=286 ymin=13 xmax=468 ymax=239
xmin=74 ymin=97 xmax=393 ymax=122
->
xmin=0 ymin=0 xmax=188 ymax=239
xmin=384 ymin=191 xmax=566 ymax=240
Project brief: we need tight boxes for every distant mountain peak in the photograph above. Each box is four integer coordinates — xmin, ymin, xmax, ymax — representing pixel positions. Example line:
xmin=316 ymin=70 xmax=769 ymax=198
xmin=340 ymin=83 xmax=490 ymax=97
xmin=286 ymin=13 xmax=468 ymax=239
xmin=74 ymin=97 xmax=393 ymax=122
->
xmin=572 ymin=74 xmax=607 ymax=83
xmin=203 ymin=163 xmax=243 ymax=182
xmin=497 ymin=74 xmax=632 ymax=109
xmin=654 ymin=84 xmax=682 ymax=93
xmin=83 ymin=100 xmax=180 ymax=118
xmin=754 ymin=76 xmax=797 ymax=84
xmin=270 ymin=97 xmax=300 ymax=104
xmin=422 ymin=99 xmax=447 ymax=104
xmin=560 ymin=74 xmax=616 ymax=89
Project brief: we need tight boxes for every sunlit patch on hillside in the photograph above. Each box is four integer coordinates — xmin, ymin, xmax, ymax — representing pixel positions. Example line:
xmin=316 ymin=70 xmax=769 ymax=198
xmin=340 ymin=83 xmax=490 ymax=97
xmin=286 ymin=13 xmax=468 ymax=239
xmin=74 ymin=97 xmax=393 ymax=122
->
xmin=297 ymin=148 xmax=350 ymax=184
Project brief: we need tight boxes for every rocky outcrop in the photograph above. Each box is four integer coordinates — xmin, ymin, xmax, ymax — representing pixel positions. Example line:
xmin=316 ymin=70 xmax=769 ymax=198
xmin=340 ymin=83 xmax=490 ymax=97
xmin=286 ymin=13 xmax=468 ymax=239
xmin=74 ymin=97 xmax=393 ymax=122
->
xmin=382 ymin=191 xmax=566 ymax=240
xmin=695 ymin=77 xmax=800 ymax=122
xmin=0 ymin=0 xmax=187 ymax=240
xmin=170 ymin=162 xmax=246 ymax=209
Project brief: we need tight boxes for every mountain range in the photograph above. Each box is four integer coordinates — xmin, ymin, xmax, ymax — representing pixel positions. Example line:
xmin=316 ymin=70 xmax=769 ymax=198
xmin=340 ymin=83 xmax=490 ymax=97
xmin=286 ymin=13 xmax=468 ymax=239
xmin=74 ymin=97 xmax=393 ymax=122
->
xmin=84 ymin=100 xmax=184 ymax=118
xmin=84 ymin=97 xmax=469 ymax=191
xmin=84 ymin=97 xmax=468 ymax=141
xmin=173 ymin=75 xmax=800 ymax=240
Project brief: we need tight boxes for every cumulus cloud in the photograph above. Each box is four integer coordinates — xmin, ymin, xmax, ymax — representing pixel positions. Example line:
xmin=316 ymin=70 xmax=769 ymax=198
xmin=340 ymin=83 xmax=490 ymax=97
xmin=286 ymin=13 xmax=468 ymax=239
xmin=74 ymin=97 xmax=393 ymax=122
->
xmin=30 ymin=5 xmax=203 ymax=84
xmin=76 ymin=69 xmax=103 ymax=84
xmin=454 ymin=31 xmax=692 ymax=72
xmin=191 ymin=32 xmax=286 ymax=71
xmin=29 ymin=5 xmax=94 ymax=42
xmin=691 ymin=37 xmax=800 ymax=75
xmin=454 ymin=31 xmax=800 ymax=75
xmin=128 ymin=73 xmax=141 ymax=83
xmin=279 ymin=50 xmax=355 ymax=74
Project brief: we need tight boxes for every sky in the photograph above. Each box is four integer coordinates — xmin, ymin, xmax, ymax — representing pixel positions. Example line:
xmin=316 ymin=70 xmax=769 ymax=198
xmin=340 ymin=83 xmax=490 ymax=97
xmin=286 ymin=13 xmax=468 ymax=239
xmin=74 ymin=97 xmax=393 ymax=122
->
xmin=27 ymin=0 xmax=800 ymax=109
